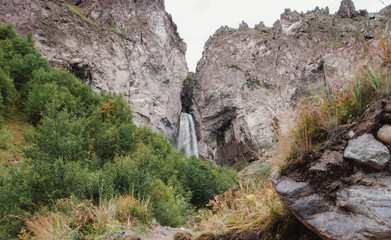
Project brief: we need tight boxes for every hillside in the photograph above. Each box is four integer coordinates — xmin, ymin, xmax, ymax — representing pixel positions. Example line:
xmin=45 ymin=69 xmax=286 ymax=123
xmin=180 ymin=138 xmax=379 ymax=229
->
xmin=0 ymin=0 xmax=188 ymax=139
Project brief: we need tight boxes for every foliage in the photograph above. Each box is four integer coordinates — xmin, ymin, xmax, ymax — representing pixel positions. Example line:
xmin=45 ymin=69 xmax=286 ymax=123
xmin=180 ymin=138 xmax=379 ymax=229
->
xmin=0 ymin=68 xmax=16 ymax=114
xmin=0 ymin=128 xmax=13 ymax=150
xmin=228 ymin=65 xmax=241 ymax=70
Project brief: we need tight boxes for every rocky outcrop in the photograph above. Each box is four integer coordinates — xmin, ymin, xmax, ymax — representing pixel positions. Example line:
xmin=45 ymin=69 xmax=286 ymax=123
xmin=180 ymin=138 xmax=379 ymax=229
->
xmin=272 ymin=96 xmax=391 ymax=239
xmin=337 ymin=0 xmax=358 ymax=19
xmin=0 ymin=0 xmax=188 ymax=138
xmin=192 ymin=2 xmax=386 ymax=164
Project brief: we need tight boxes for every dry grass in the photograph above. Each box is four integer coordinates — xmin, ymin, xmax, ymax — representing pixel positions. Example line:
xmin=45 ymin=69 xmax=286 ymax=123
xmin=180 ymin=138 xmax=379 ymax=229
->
xmin=68 ymin=4 xmax=97 ymax=28
xmin=23 ymin=194 xmax=152 ymax=240
xmin=196 ymin=177 xmax=287 ymax=237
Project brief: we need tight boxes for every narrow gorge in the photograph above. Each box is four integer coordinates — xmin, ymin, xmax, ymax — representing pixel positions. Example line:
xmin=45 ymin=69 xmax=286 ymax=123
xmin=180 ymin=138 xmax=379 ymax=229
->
xmin=1 ymin=0 xmax=391 ymax=239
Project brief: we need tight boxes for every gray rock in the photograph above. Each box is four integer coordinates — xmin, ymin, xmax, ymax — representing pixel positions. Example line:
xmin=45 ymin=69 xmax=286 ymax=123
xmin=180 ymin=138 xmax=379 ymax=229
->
xmin=344 ymin=134 xmax=390 ymax=169
xmin=273 ymin=174 xmax=391 ymax=240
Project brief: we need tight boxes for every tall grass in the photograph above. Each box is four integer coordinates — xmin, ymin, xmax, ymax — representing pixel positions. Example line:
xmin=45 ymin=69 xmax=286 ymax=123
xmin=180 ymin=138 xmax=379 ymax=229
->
xmin=196 ymin=177 xmax=287 ymax=238
xmin=22 ymin=194 xmax=151 ymax=240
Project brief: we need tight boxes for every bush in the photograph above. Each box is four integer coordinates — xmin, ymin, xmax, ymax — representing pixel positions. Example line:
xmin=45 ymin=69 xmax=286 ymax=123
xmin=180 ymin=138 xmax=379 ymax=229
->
xmin=0 ymin=67 xmax=16 ymax=113
xmin=26 ymin=107 xmax=92 ymax=162
xmin=0 ymin=128 xmax=13 ymax=149
xmin=147 ymin=179 xmax=189 ymax=226
xmin=178 ymin=156 xmax=237 ymax=208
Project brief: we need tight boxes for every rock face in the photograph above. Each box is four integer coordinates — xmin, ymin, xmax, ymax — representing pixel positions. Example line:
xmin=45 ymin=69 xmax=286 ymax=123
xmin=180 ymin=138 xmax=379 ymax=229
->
xmin=337 ymin=0 xmax=358 ymax=19
xmin=192 ymin=2 xmax=386 ymax=164
xmin=0 ymin=0 xmax=188 ymax=138
xmin=272 ymin=97 xmax=391 ymax=239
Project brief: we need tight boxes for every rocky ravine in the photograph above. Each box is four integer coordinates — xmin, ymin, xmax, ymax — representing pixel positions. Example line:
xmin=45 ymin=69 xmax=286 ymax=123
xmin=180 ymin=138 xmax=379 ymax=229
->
xmin=192 ymin=1 xmax=387 ymax=164
xmin=0 ymin=0 xmax=188 ymax=139
xmin=272 ymin=96 xmax=391 ymax=239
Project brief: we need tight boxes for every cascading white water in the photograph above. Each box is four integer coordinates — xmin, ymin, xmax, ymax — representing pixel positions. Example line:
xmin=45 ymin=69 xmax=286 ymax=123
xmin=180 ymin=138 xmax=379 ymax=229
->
xmin=177 ymin=113 xmax=198 ymax=157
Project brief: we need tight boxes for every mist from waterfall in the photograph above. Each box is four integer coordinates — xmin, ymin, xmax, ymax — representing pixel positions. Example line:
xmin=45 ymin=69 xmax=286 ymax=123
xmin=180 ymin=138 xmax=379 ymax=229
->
xmin=177 ymin=113 xmax=198 ymax=157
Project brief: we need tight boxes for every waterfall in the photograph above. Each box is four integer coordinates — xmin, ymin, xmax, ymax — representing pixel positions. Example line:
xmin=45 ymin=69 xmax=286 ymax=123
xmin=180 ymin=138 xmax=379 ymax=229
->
xmin=177 ymin=113 xmax=199 ymax=157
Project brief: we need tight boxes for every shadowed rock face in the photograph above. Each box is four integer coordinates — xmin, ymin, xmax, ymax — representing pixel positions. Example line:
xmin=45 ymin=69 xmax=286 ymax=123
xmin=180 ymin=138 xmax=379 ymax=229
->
xmin=272 ymin=97 xmax=391 ymax=239
xmin=192 ymin=2 xmax=387 ymax=163
xmin=0 ymin=0 xmax=188 ymax=139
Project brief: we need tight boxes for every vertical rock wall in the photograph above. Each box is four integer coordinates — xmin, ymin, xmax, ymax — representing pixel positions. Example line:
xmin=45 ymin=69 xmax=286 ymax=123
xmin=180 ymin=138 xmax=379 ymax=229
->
xmin=0 ymin=0 xmax=188 ymax=138
xmin=193 ymin=4 xmax=383 ymax=164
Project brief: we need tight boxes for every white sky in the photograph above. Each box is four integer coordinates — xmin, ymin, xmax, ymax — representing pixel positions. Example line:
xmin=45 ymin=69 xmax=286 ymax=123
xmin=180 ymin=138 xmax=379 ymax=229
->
xmin=165 ymin=0 xmax=391 ymax=72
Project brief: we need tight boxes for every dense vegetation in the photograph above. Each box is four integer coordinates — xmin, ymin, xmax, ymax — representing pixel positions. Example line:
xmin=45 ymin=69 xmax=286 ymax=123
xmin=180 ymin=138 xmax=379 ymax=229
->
xmin=0 ymin=23 xmax=237 ymax=239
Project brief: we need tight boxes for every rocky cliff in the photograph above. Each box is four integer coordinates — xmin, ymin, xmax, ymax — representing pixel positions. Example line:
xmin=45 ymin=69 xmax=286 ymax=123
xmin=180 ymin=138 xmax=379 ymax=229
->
xmin=0 ymin=0 xmax=188 ymax=138
xmin=192 ymin=1 xmax=382 ymax=164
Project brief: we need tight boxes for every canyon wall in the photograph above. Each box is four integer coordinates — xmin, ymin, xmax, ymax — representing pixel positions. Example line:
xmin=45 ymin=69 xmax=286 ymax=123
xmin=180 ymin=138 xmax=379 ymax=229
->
xmin=0 ymin=0 xmax=188 ymax=139
xmin=192 ymin=1 xmax=382 ymax=164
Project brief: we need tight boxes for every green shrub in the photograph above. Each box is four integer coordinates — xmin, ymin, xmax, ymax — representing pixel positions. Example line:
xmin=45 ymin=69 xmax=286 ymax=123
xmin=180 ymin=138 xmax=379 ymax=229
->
xmin=147 ymin=179 xmax=189 ymax=226
xmin=177 ymin=156 xmax=237 ymax=208
xmin=0 ymin=128 xmax=13 ymax=149
xmin=26 ymin=108 xmax=92 ymax=162
xmin=0 ymin=67 xmax=16 ymax=112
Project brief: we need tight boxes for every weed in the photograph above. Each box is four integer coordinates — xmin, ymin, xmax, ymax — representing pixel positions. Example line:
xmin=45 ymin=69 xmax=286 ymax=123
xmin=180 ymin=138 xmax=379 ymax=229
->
xmin=228 ymin=65 xmax=242 ymax=71
xmin=68 ymin=4 xmax=98 ymax=29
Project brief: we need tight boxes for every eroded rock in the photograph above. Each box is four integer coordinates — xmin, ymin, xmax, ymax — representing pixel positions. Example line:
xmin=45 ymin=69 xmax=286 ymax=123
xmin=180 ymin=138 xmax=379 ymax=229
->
xmin=344 ymin=134 xmax=390 ymax=169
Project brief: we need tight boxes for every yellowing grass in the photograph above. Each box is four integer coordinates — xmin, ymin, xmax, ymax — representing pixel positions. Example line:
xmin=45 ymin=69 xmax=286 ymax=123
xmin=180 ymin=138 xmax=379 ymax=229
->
xmin=23 ymin=194 xmax=151 ymax=240
xmin=196 ymin=177 xmax=287 ymax=236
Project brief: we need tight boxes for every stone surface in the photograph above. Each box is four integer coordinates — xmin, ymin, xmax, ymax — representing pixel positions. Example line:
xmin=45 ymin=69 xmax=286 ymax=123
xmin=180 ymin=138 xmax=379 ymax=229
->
xmin=0 ymin=0 xmax=188 ymax=139
xmin=378 ymin=124 xmax=391 ymax=145
xmin=192 ymin=3 xmax=385 ymax=163
xmin=273 ymin=97 xmax=391 ymax=240
xmin=344 ymin=134 xmax=390 ymax=169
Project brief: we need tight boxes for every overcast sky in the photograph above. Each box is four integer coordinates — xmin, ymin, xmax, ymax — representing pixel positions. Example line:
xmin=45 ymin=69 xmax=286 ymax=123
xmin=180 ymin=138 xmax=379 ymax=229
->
xmin=165 ymin=0 xmax=391 ymax=72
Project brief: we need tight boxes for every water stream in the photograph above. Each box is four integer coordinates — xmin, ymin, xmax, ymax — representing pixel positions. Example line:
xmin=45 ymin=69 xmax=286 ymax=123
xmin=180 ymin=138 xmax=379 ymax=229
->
xmin=177 ymin=113 xmax=198 ymax=157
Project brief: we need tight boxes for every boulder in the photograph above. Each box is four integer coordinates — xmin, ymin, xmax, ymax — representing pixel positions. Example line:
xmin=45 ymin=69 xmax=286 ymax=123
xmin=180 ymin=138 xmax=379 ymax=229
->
xmin=378 ymin=124 xmax=391 ymax=145
xmin=344 ymin=134 xmax=390 ymax=169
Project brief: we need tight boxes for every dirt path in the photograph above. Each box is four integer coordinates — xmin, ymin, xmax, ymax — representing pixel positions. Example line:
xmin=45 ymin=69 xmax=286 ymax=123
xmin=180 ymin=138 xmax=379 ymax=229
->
xmin=142 ymin=226 xmax=192 ymax=240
